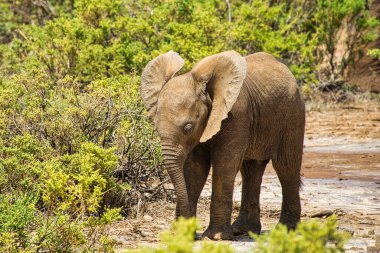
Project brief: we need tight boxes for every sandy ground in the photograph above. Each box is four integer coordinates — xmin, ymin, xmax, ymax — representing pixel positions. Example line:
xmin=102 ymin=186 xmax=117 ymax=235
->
xmin=112 ymin=101 xmax=380 ymax=252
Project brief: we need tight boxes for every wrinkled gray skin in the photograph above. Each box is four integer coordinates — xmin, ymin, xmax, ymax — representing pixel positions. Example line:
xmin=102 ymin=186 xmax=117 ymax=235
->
xmin=140 ymin=51 xmax=305 ymax=240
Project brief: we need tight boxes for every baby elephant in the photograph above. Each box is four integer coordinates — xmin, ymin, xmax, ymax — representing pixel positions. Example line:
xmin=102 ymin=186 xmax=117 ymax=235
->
xmin=140 ymin=51 xmax=305 ymax=240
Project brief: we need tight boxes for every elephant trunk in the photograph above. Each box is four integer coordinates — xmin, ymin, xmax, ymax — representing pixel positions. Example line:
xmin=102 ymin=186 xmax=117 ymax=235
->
xmin=161 ymin=141 xmax=191 ymax=218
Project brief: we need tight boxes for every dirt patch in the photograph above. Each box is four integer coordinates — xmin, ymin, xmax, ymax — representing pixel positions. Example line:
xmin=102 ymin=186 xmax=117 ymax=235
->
xmin=305 ymin=102 xmax=380 ymax=140
xmin=301 ymin=152 xmax=380 ymax=181
xmin=112 ymin=101 xmax=380 ymax=252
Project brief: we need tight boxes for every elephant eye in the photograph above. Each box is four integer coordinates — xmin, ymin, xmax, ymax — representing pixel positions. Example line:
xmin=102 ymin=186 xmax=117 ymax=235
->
xmin=183 ymin=122 xmax=193 ymax=135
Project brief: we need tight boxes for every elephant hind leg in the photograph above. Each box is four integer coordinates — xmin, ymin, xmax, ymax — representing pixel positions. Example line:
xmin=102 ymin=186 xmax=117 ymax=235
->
xmin=232 ymin=159 xmax=268 ymax=235
xmin=272 ymin=138 xmax=303 ymax=229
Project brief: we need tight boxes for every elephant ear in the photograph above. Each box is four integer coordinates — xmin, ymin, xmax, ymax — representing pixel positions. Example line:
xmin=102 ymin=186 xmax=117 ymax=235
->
xmin=191 ymin=51 xmax=247 ymax=143
xmin=141 ymin=51 xmax=184 ymax=120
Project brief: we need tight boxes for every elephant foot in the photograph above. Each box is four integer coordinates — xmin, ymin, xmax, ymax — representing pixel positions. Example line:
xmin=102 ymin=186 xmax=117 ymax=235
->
xmin=279 ymin=209 xmax=300 ymax=230
xmin=278 ymin=220 xmax=298 ymax=230
xmin=202 ymin=224 xmax=234 ymax=240
xmin=232 ymin=217 xmax=261 ymax=236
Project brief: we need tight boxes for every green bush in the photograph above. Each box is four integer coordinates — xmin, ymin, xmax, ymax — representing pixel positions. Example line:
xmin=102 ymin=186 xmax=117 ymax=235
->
xmin=251 ymin=216 xmax=349 ymax=253
xmin=41 ymin=142 xmax=119 ymax=215
xmin=368 ymin=48 xmax=380 ymax=60
xmin=0 ymin=192 xmax=37 ymax=249
xmin=127 ymin=216 xmax=349 ymax=253
xmin=2 ymin=0 xmax=377 ymax=84
xmin=0 ymin=134 xmax=49 ymax=194
xmin=0 ymin=192 xmax=122 ymax=252
xmin=127 ymin=217 xmax=235 ymax=253
xmin=0 ymin=137 xmax=123 ymax=252
xmin=314 ymin=0 xmax=379 ymax=79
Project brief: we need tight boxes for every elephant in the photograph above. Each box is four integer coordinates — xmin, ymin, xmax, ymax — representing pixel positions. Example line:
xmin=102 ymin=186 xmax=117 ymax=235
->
xmin=140 ymin=50 xmax=305 ymax=240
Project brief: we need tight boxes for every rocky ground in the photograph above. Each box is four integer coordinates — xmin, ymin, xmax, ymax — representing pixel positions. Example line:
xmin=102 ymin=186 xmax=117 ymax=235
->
xmin=111 ymin=100 xmax=380 ymax=252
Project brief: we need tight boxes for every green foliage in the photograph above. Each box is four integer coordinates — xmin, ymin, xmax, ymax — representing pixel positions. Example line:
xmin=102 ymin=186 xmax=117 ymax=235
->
xmin=368 ymin=48 xmax=380 ymax=60
xmin=159 ymin=217 xmax=199 ymax=252
xmin=0 ymin=193 xmax=37 ymax=244
xmin=0 ymin=134 xmax=51 ymax=194
xmin=0 ymin=197 xmax=122 ymax=252
xmin=41 ymin=142 xmax=119 ymax=215
xmin=127 ymin=217 xmax=235 ymax=253
xmin=251 ymin=216 xmax=349 ymax=253
xmin=1 ymin=0 xmax=378 ymax=83
xmin=85 ymin=208 xmax=123 ymax=252
xmin=128 ymin=216 xmax=349 ymax=253
xmin=0 ymin=136 xmax=123 ymax=252
xmin=0 ymin=1 xmax=14 ymax=42
xmin=314 ymin=0 xmax=379 ymax=78
xmin=230 ymin=0 xmax=319 ymax=83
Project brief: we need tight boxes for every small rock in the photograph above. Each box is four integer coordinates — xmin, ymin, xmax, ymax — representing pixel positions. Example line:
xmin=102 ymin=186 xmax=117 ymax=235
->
xmin=143 ymin=215 xmax=153 ymax=222
xmin=339 ymin=228 xmax=354 ymax=235
xmin=140 ymin=230 xmax=150 ymax=237
xmin=359 ymin=221 xmax=374 ymax=225
xmin=334 ymin=208 xmax=346 ymax=216
xmin=350 ymin=247 xmax=364 ymax=251
xmin=367 ymin=246 xmax=379 ymax=253
xmin=310 ymin=210 xmax=334 ymax=218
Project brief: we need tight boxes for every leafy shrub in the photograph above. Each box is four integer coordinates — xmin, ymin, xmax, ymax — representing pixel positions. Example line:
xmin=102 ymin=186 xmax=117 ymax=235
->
xmin=0 ymin=137 xmax=123 ymax=252
xmin=0 ymin=0 xmax=170 ymax=247
xmin=368 ymin=48 xmax=380 ymax=60
xmin=41 ymin=142 xmax=119 ymax=216
xmin=127 ymin=216 xmax=349 ymax=253
xmin=314 ymin=0 xmax=379 ymax=80
xmin=127 ymin=217 xmax=235 ymax=253
xmin=0 ymin=134 xmax=54 ymax=198
xmin=2 ymin=0 xmax=377 ymax=84
xmin=0 ymin=193 xmax=122 ymax=252
xmin=0 ymin=192 xmax=37 ymax=249
xmin=251 ymin=216 xmax=349 ymax=253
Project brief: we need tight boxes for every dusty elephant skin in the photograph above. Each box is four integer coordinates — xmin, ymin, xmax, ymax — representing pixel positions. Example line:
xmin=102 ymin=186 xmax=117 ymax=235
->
xmin=140 ymin=51 xmax=305 ymax=240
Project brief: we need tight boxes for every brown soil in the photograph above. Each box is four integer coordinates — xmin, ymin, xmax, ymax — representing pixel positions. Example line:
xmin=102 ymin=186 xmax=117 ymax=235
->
xmin=112 ymin=100 xmax=380 ymax=252
xmin=305 ymin=102 xmax=380 ymax=140
xmin=301 ymin=152 xmax=380 ymax=181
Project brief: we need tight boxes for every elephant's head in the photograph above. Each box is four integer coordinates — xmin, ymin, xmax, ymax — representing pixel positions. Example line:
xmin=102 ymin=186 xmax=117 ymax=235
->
xmin=140 ymin=51 xmax=247 ymax=217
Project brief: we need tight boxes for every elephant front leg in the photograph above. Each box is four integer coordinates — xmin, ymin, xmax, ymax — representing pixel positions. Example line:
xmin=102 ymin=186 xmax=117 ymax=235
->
xmin=202 ymin=152 xmax=243 ymax=240
xmin=232 ymin=159 xmax=268 ymax=235
xmin=175 ymin=144 xmax=210 ymax=218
